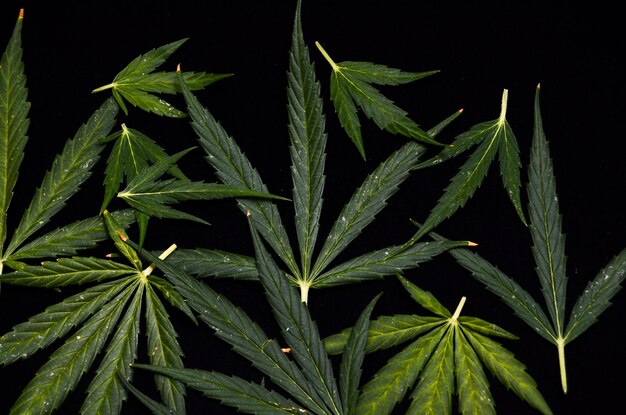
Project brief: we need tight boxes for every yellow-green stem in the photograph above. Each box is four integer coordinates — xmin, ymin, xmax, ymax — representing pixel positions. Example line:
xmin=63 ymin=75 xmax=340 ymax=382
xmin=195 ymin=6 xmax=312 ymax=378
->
xmin=315 ymin=41 xmax=338 ymax=72
xmin=557 ymin=337 xmax=568 ymax=393
xmin=141 ymin=243 xmax=178 ymax=282
xmin=300 ymin=281 xmax=311 ymax=304
xmin=92 ymin=82 xmax=116 ymax=93
xmin=498 ymin=89 xmax=509 ymax=126
xmin=451 ymin=296 xmax=467 ymax=321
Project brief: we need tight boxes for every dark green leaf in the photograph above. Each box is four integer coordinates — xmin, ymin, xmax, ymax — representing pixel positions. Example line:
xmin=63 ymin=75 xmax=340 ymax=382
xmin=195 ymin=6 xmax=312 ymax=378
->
xmin=0 ymin=10 xmax=29 ymax=253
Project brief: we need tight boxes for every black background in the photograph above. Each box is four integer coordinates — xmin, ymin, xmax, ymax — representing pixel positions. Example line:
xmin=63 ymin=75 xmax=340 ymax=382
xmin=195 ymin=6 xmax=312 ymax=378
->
xmin=1 ymin=1 xmax=625 ymax=414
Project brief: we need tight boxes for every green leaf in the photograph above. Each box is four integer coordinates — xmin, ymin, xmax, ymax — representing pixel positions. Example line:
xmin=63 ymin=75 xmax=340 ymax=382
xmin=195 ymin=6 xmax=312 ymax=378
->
xmin=339 ymin=294 xmax=380 ymax=415
xmin=9 ymin=281 xmax=138 ymax=414
xmin=316 ymin=41 xmax=441 ymax=158
xmin=250 ymin=219 xmax=343 ymax=414
xmin=355 ymin=327 xmax=446 ymax=415
xmin=166 ymin=248 xmax=259 ymax=281
xmin=131 ymin=364 xmax=305 ymax=414
xmin=144 ymin=284 xmax=187 ymax=412
xmin=527 ymin=85 xmax=568 ymax=339
xmin=148 ymin=274 xmax=197 ymax=324
xmin=323 ymin=314 xmax=443 ymax=355
xmin=409 ymin=119 xmax=501 ymax=243
xmin=287 ymin=2 xmax=327 ymax=279
xmin=314 ymin=240 xmax=470 ymax=288
xmin=397 ymin=274 xmax=451 ymax=318
xmin=408 ymin=90 xmax=527 ymax=244
xmin=103 ymin=209 xmax=142 ymax=270
xmin=407 ymin=327 xmax=454 ymax=415
xmin=126 ymin=237 xmax=325 ymax=412
xmin=4 ymin=98 xmax=118 ymax=258
xmin=177 ymin=70 xmax=299 ymax=278
xmin=0 ymin=278 xmax=134 ymax=365
xmin=118 ymin=147 xmax=288 ymax=224
xmin=311 ymin=141 xmax=425 ymax=277
xmin=431 ymin=232 xmax=555 ymax=343
xmin=0 ymin=256 xmax=136 ymax=287
xmin=565 ymin=247 xmax=626 ymax=343
xmin=0 ymin=10 xmax=29 ymax=254
xmin=101 ymin=124 xmax=188 ymax=213
xmin=92 ymin=38 xmax=231 ymax=117
xmin=454 ymin=328 xmax=495 ymax=415
xmin=6 ymin=209 xmax=135 ymax=261
xmin=462 ymin=328 xmax=553 ymax=415
xmin=80 ymin=285 xmax=143 ymax=415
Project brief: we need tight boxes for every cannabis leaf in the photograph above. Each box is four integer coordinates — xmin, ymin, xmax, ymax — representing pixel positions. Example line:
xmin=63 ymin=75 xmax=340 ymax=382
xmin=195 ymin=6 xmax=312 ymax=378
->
xmin=92 ymin=38 xmax=231 ymax=117
xmin=431 ymin=85 xmax=626 ymax=393
xmin=323 ymin=275 xmax=553 ymax=415
xmin=119 ymin=212 xmax=379 ymax=415
xmin=315 ymin=41 xmax=442 ymax=159
xmin=173 ymin=0 xmax=469 ymax=304
xmin=402 ymin=89 xmax=527 ymax=249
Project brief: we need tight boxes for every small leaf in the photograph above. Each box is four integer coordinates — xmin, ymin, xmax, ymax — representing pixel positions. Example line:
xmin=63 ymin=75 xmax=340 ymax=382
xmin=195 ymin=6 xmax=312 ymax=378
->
xmin=355 ymin=327 xmax=446 ymax=415
xmin=323 ymin=314 xmax=442 ymax=355
xmin=565 ymin=247 xmax=626 ymax=343
xmin=4 ymin=98 xmax=118 ymax=258
xmin=166 ymin=248 xmax=259 ymax=281
xmin=101 ymin=124 xmax=188 ymax=213
xmin=407 ymin=327 xmax=454 ymax=415
xmin=144 ymin=284 xmax=187 ymax=412
xmin=316 ymin=41 xmax=441 ymax=158
xmin=0 ymin=256 xmax=136 ymax=287
xmin=462 ymin=328 xmax=553 ymax=415
xmin=103 ymin=209 xmax=142 ymax=270
xmin=397 ymin=274 xmax=451 ymax=318
xmin=80 ymin=286 xmax=143 ymax=415
xmin=92 ymin=38 xmax=231 ymax=117
xmin=131 ymin=364 xmax=304 ymax=414
xmin=7 ymin=210 xmax=135 ymax=261
xmin=339 ymin=294 xmax=380 ymax=415
xmin=0 ymin=10 xmax=29 ymax=253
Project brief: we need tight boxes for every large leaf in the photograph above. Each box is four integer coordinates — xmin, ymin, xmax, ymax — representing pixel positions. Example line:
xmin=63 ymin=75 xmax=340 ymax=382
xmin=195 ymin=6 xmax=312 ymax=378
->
xmin=323 ymin=277 xmax=552 ymax=415
xmin=440 ymin=85 xmax=626 ymax=394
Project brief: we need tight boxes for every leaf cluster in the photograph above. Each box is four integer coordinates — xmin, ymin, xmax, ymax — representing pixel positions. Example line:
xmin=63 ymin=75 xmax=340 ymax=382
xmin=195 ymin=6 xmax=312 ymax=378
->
xmin=0 ymin=2 xmax=624 ymax=415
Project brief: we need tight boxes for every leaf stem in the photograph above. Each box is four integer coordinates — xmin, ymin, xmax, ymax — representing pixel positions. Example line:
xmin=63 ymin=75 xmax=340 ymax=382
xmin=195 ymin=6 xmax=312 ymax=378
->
xmin=299 ymin=280 xmax=311 ymax=304
xmin=451 ymin=296 xmax=467 ymax=321
xmin=142 ymin=243 xmax=178 ymax=277
xmin=92 ymin=82 xmax=117 ymax=93
xmin=557 ymin=337 xmax=568 ymax=393
xmin=315 ymin=41 xmax=338 ymax=71
xmin=498 ymin=89 xmax=509 ymax=126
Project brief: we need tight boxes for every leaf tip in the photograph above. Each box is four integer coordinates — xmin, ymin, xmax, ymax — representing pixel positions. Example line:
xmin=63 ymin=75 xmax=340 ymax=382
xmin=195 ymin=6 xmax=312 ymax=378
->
xmin=246 ymin=210 xmax=251 ymax=217
xmin=19 ymin=8 xmax=24 ymax=19
xmin=467 ymin=241 xmax=478 ymax=247
xmin=537 ymin=82 xmax=541 ymax=89
xmin=458 ymin=108 xmax=464 ymax=113
xmin=176 ymin=63 xmax=182 ymax=73
xmin=116 ymin=231 xmax=127 ymax=242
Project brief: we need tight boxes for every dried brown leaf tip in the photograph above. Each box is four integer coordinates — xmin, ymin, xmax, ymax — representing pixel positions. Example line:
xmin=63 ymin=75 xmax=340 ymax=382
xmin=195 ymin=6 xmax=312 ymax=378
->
xmin=19 ymin=8 xmax=24 ymax=19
